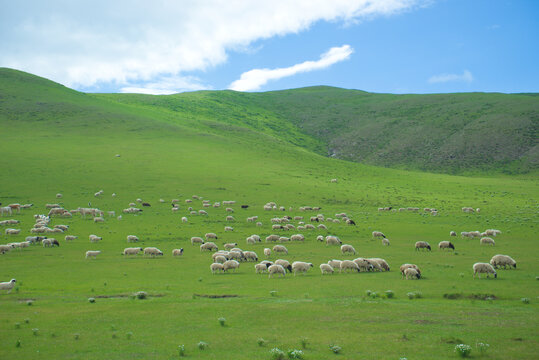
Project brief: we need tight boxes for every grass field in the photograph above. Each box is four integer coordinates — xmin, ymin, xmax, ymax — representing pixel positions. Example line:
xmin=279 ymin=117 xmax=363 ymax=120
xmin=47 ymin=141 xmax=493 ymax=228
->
xmin=0 ymin=68 xmax=538 ymax=359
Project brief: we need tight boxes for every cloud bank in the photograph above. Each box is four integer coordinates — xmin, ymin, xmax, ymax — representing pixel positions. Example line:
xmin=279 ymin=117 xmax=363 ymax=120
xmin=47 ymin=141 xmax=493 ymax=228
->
xmin=428 ymin=70 xmax=474 ymax=84
xmin=0 ymin=1 xmax=426 ymax=93
xmin=229 ymin=45 xmax=353 ymax=91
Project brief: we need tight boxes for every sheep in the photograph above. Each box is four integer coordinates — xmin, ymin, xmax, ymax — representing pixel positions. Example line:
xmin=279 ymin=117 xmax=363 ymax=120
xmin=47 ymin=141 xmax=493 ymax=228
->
xmin=400 ymin=264 xmax=421 ymax=279
xmin=372 ymin=231 xmax=386 ymax=238
xmin=341 ymin=244 xmax=356 ymax=255
xmin=292 ymin=261 xmax=313 ymax=276
xmin=473 ymin=262 xmax=497 ymax=279
xmin=181 ymin=217 xmax=188 ymax=223
xmin=305 ymin=224 xmax=315 ymax=230
xmin=213 ymin=255 xmax=227 ymax=264
xmin=272 ymin=245 xmax=288 ymax=254
xmin=274 ymin=259 xmax=293 ymax=273
xmin=480 ymin=237 xmax=495 ymax=246
xmin=404 ymin=267 xmax=420 ymax=279
xmin=317 ymin=235 xmax=324 ymax=242
xmin=205 ymin=233 xmax=218 ymax=240
xmin=317 ymin=224 xmax=328 ymax=230
xmin=42 ymin=238 xmax=59 ymax=247
xmin=0 ymin=244 xmax=14 ymax=254
xmin=340 ymin=260 xmax=360 ymax=273
xmin=143 ymin=247 xmax=163 ymax=257
xmin=211 ymin=263 xmax=225 ymax=274
xmin=93 ymin=216 xmax=105 ymax=223
xmin=490 ymin=254 xmax=516 ymax=269
xmin=462 ymin=207 xmax=475 ymax=213
xmin=123 ymin=247 xmax=143 ymax=256
xmin=438 ymin=241 xmax=455 ymax=250
xmin=223 ymin=260 xmax=240 ymax=272
xmin=89 ymin=234 xmax=102 ymax=242
xmin=255 ymin=263 xmax=271 ymax=273
xmin=449 ymin=231 xmax=457 ymax=236
xmin=364 ymin=258 xmax=383 ymax=272
xmin=0 ymin=279 xmax=16 ymax=293
xmin=200 ymin=242 xmax=218 ymax=252
xmin=213 ymin=251 xmax=229 ymax=260
xmin=352 ymin=258 xmax=373 ymax=272
xmin=191 ymin=237 xmax=205 ymax=245
xmin=85 ymin=250 xmax=101 ymax=259
xmin=26 ymin=236 xmax=45 ymax=244
xmin=415 ymin=241 xmax=431 ymax=251
xmin=127 ymin=235 xmax=139 ymax=243
xmin=272 ymin=224 xmax=283 ymax=231
xmin=224 ymin=243 xmax=237 ymax=250
xmin=107 ymin=211 xmax=115 ymax=217
xmin=265 ymin=234 xmax=280 ymax=242
xmin=369 ymin=258 xmax=390 ymax=271
xmin=228 ymin=251 xmax=243 ymax=261
xmin=328 ymin=259 xmax=342 ymax=270
xmin=320 ymin=263 xmax=334 ymax=275
xmin=325 ymin=235 xmax=342 ymax=245
xmin=199 ymin=210 xmax=208 ymax=216
xmin=123 ymin=207 xmax=143 ymax=214
xmin=278 ymin=236 xmax=290 ymax=242
xmin=5 ymin=228 xmax=21 ymax=235
xmin=268 ymin=264 xmax=286 ymax=278
xmin=172 ymin=248 xmax=184 ymax=256
xmin=2 ymin=219 xmax=20 ymax=225
xmin=256 ymin=222 xmax=263 ymax=227
xmin=45 ymin=204 xmax=61 ymax=209
xmin=243 ymin=251 xmax=258 ymax=262
xmin=382 ymin=238 xmax=390 ymax=246
xmin=263 ymin=248 xmax=271 ymax=258
xmin=65 ymin=235 xmax=78 ymax=241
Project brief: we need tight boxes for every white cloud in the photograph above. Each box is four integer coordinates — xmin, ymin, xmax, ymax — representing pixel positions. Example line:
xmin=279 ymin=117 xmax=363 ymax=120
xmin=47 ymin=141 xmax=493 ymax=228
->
xmin=0 ymin=1 xmax=426 ymax=92
xmin=428 ymin=70 xmax=474 ymax=84
xmin=120 ymin=75 xmax=210 ymax=95
xmin=229 ymin=45 xmax=353 ymax=91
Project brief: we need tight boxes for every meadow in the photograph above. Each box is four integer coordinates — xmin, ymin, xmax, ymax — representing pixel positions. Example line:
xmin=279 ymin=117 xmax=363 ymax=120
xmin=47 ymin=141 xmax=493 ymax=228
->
xmin=0 ymin=68 xmax=538 ymax=359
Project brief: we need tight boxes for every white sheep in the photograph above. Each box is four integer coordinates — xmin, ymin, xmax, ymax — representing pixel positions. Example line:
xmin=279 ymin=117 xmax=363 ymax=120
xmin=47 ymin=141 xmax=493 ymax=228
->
xmin=214 ymin=255 xmax=227 ymax=264
xmin=93 ymin=216 xmax=105 ymax=223
xmin=0 ymin=279 xmax=16 ymax=293
xmin=404 ymin=267 xmax=420 ymax=280
xmin=172 ymin=248 xmax=184 ymax=256
xmin=181 ymin=217 xmax=188 ymax=223
xmin=143 ymin=247 xmax=163 ymax=257
xmin=263 ymin=248 xmax=271 ymax=258
xmin=292 ymin=261 xmax=313 ymax=276
xmin=5 ymin=228 xmax=21 ymax=235
xmin=123 ymin=247 xmax=143 ymax=256
xmin=328 ymin=259 xmax=342 ymax=270
xmin=489 ymin=254 xmax=516 ymax=269
xmin=353 ymin=258 xmax=373 ymax=272
xmin=340 ymin=260 xmax=360 ymax=273
xmin=265 ymin=234 xmax=279 ymax=242
xmin=243 ymin=251 xmax=258 ymax=262
xmin=372 ymin=231 xmax=386 ymax=238
xmin=65 ymin=235 xmax=78 ymax=241
xmin=0 ymin=244 xmax=14 ymax=254
xmin=127 ymin=235 xmax=139 ymax=243
xmin=473 ymin=262 xmax=497 ymax=279
xmin=85 ymin=250 xmax=101 ymax=259
xmin=200 ymin=242 xmax=218 ymax=252
xmin=320 ymin=263 xmax=334 ymax=275
xmin=438 ymin=241 xmax=455 ymax=250
xmin=340 ymin=244 xmax=356 ymax=255
xmin=382 ymin=238 xmax=390 ymax=246
xmin=191 ymin=237 xmax=205 ymax=245
xmin=205 ymin=233 xmax=218 ymax=240
xmin=274 ymin=259 xmax=292 ymax=273
xmin=450 ymin=231 xmax=457 ymax=237
xmin=255 ymin=263 xmax=270 ymax=273
xmin=369 ymin=258 xmax=390 ymax=271
xmin=89 ymin=234 xmax=102 ymax=242
xmin=325 ymin=235 xmax=342 ymax=245
xmin=211 ymin=263 xmax=225 ymax=274
xmin=224 ymin=243 xmax=238 ymax=250
xmin=480 ymin=237 xmax=495 ymax=246
xmin=415 ymin=241 xmax=431 ymax=251
xmin=268 ymin=264 xmax=286 ymax=278
xmin=223 ymin=260 xmax=240 ymax=272
xmin=272 ymin=245 xmax=288 ymax=254
xmin=400 ymin=264 xmax=421 ymax=278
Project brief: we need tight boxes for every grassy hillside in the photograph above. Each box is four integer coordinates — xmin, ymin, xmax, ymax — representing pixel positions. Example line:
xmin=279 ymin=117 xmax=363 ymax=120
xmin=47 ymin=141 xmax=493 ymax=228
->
xmin=0 ymin=68 xmax=538 ymax=359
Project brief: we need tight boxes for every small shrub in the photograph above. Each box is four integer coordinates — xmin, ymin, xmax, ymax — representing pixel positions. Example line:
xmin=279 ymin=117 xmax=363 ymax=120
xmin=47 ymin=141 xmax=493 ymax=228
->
xmin=126 ymin=332 xmax=133 ymax=340
xmin=15 ymin=322 xmax=20 ymax=329
xmin=178 ymin=344 xmax=186 ymax=357
xmin=329 ymin=344 xmax=342 ymax=354
xmin=270 ymin=290 xmax=278 ymax=297
xmin=454 ymin=344 xmax=472 ymax=358
xmin=287 ymin=349 xmax=304 ymax=359
xmin=198 ymin=277 xmax=203 ymax=282
xmin=365 ymin=290 xmax=372 ymax=297
xmin=269 ymin=347 xmax=285 ymax=360
xmin=24 ymin=319 xmax=30 ymax=324
xmin=257 ymin=338 xmax=267 ymax=347
xmin=15 ymin=340 xmax=21 ymax=348
xmin=88 ymin=297 xmax=96 ymax=303
xmin=135 ymin=291 xmax=147 ymax=300
xmin=476 ymin=342 xmax=489 ymax=354
xmin=385 ymin=290 xmax=394 ymax=298
xmin=521 ymin=297 xmax=530 ymax=304
xmin=406 ymin=292 xmax=415 ymax=299
xmin=74 ymin=333 xmax=80 ymax=340
xmin=300 ymin=337 xmax=309 ymax=349
xmin=218 ymin=317 xmax=226 ymax=326
xmin=407 ymin=291 xmax=423 ymax=299
xmin=32 ymin=328 xmax=39 ymax=336
xmin=26 ymin=300 xmax=33 ymax=306
xmin=197 ymin=341 xmax=208 ymax=350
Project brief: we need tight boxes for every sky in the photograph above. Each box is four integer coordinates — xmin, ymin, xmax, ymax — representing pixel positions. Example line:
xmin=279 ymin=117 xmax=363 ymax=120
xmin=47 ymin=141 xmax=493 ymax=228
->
xmin=1 ymin=0 xmax=538 ymax=94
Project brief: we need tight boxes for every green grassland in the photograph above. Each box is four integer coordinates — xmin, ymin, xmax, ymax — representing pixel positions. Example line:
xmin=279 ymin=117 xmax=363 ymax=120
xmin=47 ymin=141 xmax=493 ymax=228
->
xmin=0 ymin=68 xmax=538 ymax=359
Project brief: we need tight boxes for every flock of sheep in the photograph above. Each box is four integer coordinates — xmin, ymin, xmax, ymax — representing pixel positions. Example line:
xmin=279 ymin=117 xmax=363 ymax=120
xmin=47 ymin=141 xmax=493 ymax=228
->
xmin=0 ymin=192 xmax=516 ymax=293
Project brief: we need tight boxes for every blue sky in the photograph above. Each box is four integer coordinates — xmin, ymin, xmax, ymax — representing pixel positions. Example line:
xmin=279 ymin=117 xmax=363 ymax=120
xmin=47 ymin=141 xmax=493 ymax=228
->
xmin=1 ymin=0 xmax=538 ymax=94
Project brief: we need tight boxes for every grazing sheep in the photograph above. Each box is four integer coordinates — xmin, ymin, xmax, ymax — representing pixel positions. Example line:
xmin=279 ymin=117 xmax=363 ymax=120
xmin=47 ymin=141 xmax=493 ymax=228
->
xmin=0 ymin=279 xmax=16 ymax=293
xmin=65 ymin=235 xmax=78 ymax=241
xmin=305 ymin=224 xmax=315 ymax=230
xmin=265 ymin=234 xmax=280 ymax=242
xmin=89 ymin=234 xmax=102 ymax=242
xmin=382 ymin=238 xmax=390 ymax=246
xmin=278 ymin=236 xmax=290 ymax=242
xmin=55 ymin=225 xmax=69 ymax=232
xmin=365 ymin=258 xmax=383 ymax=272
xmin=268 ymin=264 xmax=286 ymax=278
xmin=191 ymin=237 xmax=205 ymax=245
xmin=325 ymin=235 xmax=342 ymax=245
xmin=372 ymin=231 xmax=386 ymax=238
xmin=143 ymin=247 xmax=163 ymax=257
xmin=256 ymin=222 xmax=263 ymax=227
xmin=200 ymin=242 xmax=218 ymax=252
xmin=341 ymin=244 xmax=356 ymax=255
xmin=272 ymin=245 xmax=288 ymax=254
xmin=274 ymin=259 xmax=293 ymax=273
xmin=490 ymin=254 xmax=516 ymax=269
xmin=107 ymin=211 xmax=115 ymax=217
xmin=199 ymin=210 xmax=208 ymax=215
xmin=123 ymin=207 xmax=143 ymax=214
xmin=415 ymin=241 xmax=431 ymax=251
xmin=462 ymin=207 xmax=475 ymax=213
xmin=369 ymin=258 xmax=390 ymax=271
xmin=450 ymin=231 xmax=457 ymax=237
xmin=404 ymin=267 xmax=420 ymax=280
xmin=181 ymin=217 xmax=188 ymax=223
xmin=400 ymin=264 xmax=421 ymax=279
xmin=226 ymin=215 xmax=235 ymax=222
xmin=328 ymin=259 xmax=342 ymax=270
xmin=0 ymin=244 xmax=14 ymax=254
xmin=264 ymin=248 xmax=271 ymax=258
xmin=255 ymin=263 xmax=270 ymax=273
xmin=320 ymin=263 xmax=334 ymax=275
xmin=352 ymin=258 xmax=373 ymax=272
xmin=172 ymin=248 xmax=184 ymax=256
xmin=42 ymin=239 xmax=52 ymax=247
xmin=473 ymin=262 xmax=497 ymax=279
xmin=340 ymin=260 xmax=360 ymax=273
xmin=243 ymin=251 xmax=258 ymax=262
xmin=214 ymin=255 xmax=227 ymax=264
xmin=123 ymin=247 xmax=143 ymax=256
xmin=127 ymin=235 xmax=139 ymax=243
xmin=85 ymin=250 xmax=101 ymax=259
xmin=205 ymin=233 xmax=218 ymax=240
xmin=224 ymin=243 xmax=237 ymax=250
xmin=438 ymin=241 xmax=455 ymax=250
xmin=211 ymin=263 xmax=225 ymax=274
xmin=480 ymin=237 xmax=495 ymax=246
xmin=225 ymin=207 xmax=234 ymax=213
xmin=292 ymin=261 xmax=313 ymax=276
xmin=5 ymin=228 xmax=21 ymax=235
xmin=223 ymin=260 xmax=240 ymax=272
xmin=317 ymin=235 xmax=324 ymax=242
